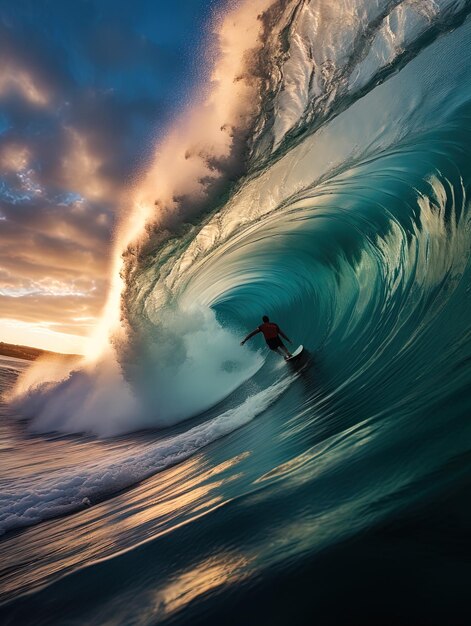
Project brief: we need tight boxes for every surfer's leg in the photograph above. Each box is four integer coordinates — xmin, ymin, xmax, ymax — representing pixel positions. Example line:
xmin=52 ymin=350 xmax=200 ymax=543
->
xmin=268 ymin=338 xmax=292 ymax=358
xmin=278 ymin=341 xmax=292 ymax=359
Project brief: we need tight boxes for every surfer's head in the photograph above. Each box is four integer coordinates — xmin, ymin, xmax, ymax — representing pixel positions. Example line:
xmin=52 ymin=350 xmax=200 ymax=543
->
xmin=262 ymin=315 xmax=269 ymax=323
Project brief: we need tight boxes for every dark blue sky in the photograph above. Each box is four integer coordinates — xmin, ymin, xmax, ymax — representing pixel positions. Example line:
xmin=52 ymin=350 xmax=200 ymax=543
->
xmin=0 ymin=0 xmax=225 ymax=351
xmin=0 ymin=0 xmax=220 ymax=179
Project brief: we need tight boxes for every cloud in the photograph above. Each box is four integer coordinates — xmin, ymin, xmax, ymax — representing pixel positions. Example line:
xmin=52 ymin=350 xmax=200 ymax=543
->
xmin=0 ymin=292 xmax=101 ymax=335
xmin=0 ymin=142 xmax=31 ymax=171
xmin=0 ymin=0 xmax=218 ymax=349
xmin=0 ymin=66 xmax=50 ymax=106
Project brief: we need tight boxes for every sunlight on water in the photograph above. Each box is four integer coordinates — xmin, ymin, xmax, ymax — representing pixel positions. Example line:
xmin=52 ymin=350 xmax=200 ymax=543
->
xmin=1 ymin=2 xmax=471 ymax=624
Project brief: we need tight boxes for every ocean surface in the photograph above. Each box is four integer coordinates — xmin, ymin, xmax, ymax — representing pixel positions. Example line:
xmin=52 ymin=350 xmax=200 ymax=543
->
xmin=1 ymin=1 xmax=471 ymax=624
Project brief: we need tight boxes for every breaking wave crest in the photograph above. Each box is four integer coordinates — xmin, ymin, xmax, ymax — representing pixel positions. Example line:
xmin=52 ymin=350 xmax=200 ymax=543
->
xmin=5 ymin=0 xmax=471 ymax=538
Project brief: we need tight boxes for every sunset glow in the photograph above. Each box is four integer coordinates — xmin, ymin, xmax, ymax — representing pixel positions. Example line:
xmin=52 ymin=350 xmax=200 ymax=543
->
xmin=0 ymin=2 xmax=216 ymax=353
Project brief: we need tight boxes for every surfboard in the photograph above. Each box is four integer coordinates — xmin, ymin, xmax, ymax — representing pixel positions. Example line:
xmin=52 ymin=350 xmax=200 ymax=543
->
xmin=286 ymin=345 xmax=303 ymax=361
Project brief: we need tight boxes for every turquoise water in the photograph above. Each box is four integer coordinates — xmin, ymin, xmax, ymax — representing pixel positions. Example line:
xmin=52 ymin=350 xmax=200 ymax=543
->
xmin=1 ymin=2 xmax=471 ymax=624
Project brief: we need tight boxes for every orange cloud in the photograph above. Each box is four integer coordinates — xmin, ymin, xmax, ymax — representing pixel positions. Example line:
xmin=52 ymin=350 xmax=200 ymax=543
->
xmin=0 ymin=65 xmax=50 ymax=106
xmin=60 ymin=127 xmax=113 ymax=201
xmin=0 ymin=143 xmax=31 ymax=171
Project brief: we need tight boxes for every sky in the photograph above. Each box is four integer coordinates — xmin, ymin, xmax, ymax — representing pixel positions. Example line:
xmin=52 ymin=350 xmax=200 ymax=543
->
xmin=0 ymin=0 xmax=221 ymax=354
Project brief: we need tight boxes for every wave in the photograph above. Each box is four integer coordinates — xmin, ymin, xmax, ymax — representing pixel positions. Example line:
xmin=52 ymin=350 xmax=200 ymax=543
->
xmin=8 ymin=0 xmax=471 ymax=444
xmin=1 ymin=375 xmax=293 ymax=535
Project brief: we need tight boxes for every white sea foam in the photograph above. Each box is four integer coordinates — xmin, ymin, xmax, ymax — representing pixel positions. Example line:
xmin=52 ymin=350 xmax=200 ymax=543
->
xmin=0 ymin=376 xmax=293 ymax=535
xmin=9 ymin=352 xmax=141 ymax=437
xmin=10 ymin=307 xmax=264 ymax=436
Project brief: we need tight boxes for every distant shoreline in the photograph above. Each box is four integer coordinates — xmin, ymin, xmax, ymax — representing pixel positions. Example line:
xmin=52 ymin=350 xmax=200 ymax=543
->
xmin=0 ymin=341 xmax=81 ymax=362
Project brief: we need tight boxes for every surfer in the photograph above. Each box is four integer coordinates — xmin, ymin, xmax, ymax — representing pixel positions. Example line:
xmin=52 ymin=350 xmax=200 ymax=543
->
xmin=240 ymin=315 xmax=293 ymax=359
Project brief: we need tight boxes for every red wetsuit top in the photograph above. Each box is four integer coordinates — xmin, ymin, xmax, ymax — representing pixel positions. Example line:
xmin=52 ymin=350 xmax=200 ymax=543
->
xmin=258 ymin=322 xmax=280 ymax=340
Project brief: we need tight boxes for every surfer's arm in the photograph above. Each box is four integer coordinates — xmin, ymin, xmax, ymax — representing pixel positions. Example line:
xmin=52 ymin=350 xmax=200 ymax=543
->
xmin=278 ymin=327 xmax=292 ymax=343
xmin=240 ymin=328 xmax=261 ymax=345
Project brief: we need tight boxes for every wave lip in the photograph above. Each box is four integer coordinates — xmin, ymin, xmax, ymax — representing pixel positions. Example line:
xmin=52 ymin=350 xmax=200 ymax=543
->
xmin=251 ymin=0 xmax=471 ymax=163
